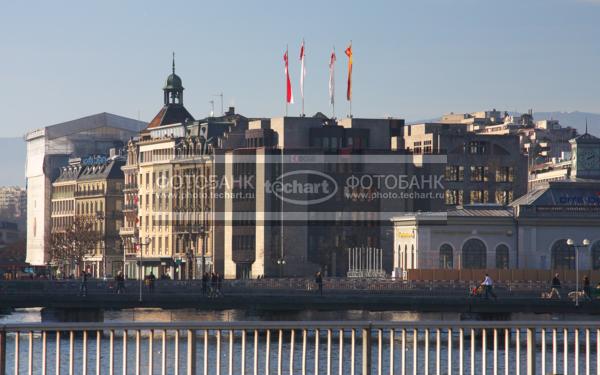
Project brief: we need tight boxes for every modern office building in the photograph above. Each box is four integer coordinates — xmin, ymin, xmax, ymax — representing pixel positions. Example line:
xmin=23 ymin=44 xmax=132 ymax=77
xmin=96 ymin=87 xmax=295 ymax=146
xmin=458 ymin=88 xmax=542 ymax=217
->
xmin=25 ymin=113 xmax=146 ymax=267
xmin=0 ymin=187 xmax=26 ymax=220
xmin=404 ymin=122 xmax=528 ymax=206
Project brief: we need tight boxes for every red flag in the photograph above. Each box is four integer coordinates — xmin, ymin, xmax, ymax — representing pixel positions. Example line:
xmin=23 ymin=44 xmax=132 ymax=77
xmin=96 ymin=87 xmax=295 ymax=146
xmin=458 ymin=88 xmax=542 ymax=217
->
xmin=345 ymin=44 xmax=353 ymax=101
xmin=299 ymin=41 xmax=306 ymax=99
xmin=329 ymin=50 xmax=336 ymax=105
xmin=284 ymin=50 xmax=294 ymax=104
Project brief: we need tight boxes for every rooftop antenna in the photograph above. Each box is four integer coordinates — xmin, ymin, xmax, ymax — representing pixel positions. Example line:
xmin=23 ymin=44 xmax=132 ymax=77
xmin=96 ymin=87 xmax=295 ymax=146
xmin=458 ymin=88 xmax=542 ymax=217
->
xmin=213 ymin=93 xmax=224 ymax=116
xmin=172 ymin=52 xmax=176 ymax=74
xmin=585 ymin=117 xmax=589 ymax=134
xmin=209 ymin=100 xmax=215 ymax=117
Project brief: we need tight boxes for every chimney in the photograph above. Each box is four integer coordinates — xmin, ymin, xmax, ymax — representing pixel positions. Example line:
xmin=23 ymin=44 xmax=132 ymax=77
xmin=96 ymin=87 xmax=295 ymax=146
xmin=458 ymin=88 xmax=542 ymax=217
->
xmin=226 ymin=107 xmax=235 ymax=116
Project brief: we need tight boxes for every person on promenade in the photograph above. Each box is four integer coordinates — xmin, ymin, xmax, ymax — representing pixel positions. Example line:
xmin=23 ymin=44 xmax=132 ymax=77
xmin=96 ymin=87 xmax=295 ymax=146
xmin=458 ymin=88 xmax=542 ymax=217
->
xmin=210 ymin=273 xmax=218 ymax=298
xmin=115 ymin=272 xmax=125 ymax=294
xmin=201 ymin=272 xmax=209 ymax=296
xmin=217 ymin=273 xmax=223 ymax=295
xmin=147 ymin=272 xmax=156 ymax=293
xmin=79 ymin=270 xmax=88 ymax=297
xmin=315 ymin=271 xmax=323 ymax=296
xmin=551 ymin=273 xmax=562 ymax=299
xmin=481 ymin=274 xmax=497 ymax=300
xmin=583 ymin=276 xmax=592 ymax=301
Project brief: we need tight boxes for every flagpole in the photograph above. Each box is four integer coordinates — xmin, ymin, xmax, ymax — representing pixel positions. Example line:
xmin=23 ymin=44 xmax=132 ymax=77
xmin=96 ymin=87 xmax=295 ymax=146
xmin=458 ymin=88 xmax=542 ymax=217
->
xmin=332 ymin=46 xmax=336 ymax=119
xmin=285 ymin=44 xmax=288 ymax=117
xmin=301 ymin=39 xmax=305 ymax=117
xmin=349 ymin=40 xmax=352 ymax=118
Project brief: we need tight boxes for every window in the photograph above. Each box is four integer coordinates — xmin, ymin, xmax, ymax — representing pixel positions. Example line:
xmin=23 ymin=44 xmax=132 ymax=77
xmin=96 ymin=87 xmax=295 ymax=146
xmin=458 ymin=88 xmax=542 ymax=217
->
xmin=468 ymin=141 xmax=486 ymax=155
xmin=445 ymin=190 xmax=463 ymax=205
xmin=470 ymin=166 xmax=488 ymax=182
xmin=495 ymin=190 xmax=513 ymax=205
xmin=462 ymin=239 xmax=486 ymax=269
xmin=439 ymin=244 xmax=453 ymax=269
xmin=470 ymin=190 xmax=489 ymax=204
xmin=551 ymin=239 xmax=575 ymax=270
xmin=445 ymin=166 xmax=464 ymax=182
xmin=592 ymin=241 xmax=600 ymax=270
xmin=495 ymin=244 xmax=509 ymax=269
xmin=496 ymin=167 xmax=514 ymax=182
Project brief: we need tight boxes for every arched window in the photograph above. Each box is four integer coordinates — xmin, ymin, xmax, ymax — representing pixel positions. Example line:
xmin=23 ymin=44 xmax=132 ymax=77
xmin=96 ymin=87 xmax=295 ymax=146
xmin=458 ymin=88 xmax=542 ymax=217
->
xmin=462 ymin=239 xmax=487 ymax=269
xmin=551 ymin=239 xmax=575 ymax=270
xmin=439 ymin=244 xmax=453 ymax=269
xmin=495 ymin=244 xmax=509 ymax=269
xmin=591 ymin=241 xmax=600 ymax=270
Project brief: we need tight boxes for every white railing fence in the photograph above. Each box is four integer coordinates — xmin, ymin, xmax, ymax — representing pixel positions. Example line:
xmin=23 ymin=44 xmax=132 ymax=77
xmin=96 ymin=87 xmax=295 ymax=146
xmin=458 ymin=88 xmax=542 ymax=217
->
xmin=0 ymin=321 xmax=599 ymax=375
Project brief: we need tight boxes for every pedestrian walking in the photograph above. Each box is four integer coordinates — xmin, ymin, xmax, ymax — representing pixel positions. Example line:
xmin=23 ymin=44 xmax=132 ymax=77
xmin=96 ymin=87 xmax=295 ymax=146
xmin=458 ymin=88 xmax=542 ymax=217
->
xmin=79 ymin=270 xmax=88 ymax=297
xmin=202 ymin=272 xmax=209 ymax=296
xmin=315 ymin=271 xmax=323 ymax=296
xmin=217 ymin=273 xmax=223 ymax=295
xmin=147 ymin=272 xmax=156 ymax=293
xmin=584 ymin=275 xmax=592 ymax=301
xmin=115 ymin=271 xmax=125 ymax=294
xmin=210 ymin=273 xmax=218 ymax=297
xmin=551 ymin=273 xmax=562 ymax=299
xmin=481 ymin=273 xmax=497 ymax=300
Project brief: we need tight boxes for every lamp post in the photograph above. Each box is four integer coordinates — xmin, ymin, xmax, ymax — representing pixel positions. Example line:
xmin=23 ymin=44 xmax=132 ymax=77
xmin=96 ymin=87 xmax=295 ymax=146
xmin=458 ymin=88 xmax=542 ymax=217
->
xmin=133 ymin=236 xmax=150 ymax=302
xmin=277 ymin=258 xmax=286 ymax=277
xmin=95 ymin=211 xmax=105 ymax=279
xmin=567 ymin=238 xmax=591 ymax=307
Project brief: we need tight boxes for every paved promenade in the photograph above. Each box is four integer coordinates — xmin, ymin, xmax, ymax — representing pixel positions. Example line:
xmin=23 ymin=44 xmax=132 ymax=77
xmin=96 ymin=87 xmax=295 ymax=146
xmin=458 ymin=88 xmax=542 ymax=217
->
xmin=0 ymin=279 xmax=598 ymax=313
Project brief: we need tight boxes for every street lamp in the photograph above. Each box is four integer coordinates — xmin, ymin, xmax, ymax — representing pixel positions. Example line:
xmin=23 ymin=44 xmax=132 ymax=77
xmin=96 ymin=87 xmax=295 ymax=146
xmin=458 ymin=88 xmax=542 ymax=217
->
xmin=133 ymin=236 xmax=150 ymax=302
xmin=567 ymin=238 xmax=591 ymax=307
xmin=277 ymin=258 xmax=286 ymax=277
xmin=95 ymin=211 xmax=105 ymax=280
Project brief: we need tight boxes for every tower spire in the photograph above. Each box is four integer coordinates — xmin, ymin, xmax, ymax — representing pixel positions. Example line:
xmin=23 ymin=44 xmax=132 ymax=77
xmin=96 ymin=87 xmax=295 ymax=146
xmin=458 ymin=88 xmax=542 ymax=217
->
xmin=172 ymin=51 xmax=175 ymax=74
xmin=585 ymin=117 xmax=588 ymax=134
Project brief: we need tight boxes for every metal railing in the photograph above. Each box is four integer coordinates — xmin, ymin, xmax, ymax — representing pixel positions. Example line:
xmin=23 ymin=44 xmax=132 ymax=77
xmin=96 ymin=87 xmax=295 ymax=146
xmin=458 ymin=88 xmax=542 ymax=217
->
xmin=1 ymin=320 xmax=599 ymax=375
xmin=0 ymin=278 xmax=583 ymax=297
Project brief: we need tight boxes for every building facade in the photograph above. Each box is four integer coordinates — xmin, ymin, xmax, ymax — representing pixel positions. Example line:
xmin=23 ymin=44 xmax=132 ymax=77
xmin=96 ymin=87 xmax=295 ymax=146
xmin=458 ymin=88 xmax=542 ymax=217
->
xmin=392 ymin=181 xmax=600 ymax=273
xmin=50 ymin=153 xmax=126 ymax=277
xmin=404 ymin=123 xmax=528 ymax=206
xmin=25 ymin=113 xmax=146 ymax=267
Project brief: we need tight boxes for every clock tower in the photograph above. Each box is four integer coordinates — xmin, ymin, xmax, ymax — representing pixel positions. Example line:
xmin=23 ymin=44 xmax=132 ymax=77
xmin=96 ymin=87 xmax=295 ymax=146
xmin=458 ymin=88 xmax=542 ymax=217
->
xmin=570 ymin=128 xmax=600 ymax=179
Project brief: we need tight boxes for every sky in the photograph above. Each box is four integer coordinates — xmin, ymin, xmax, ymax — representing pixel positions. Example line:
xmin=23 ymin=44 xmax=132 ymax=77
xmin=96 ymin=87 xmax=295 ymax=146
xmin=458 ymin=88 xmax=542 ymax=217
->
xmin=1 ymin=0 xmax=600 ymax=137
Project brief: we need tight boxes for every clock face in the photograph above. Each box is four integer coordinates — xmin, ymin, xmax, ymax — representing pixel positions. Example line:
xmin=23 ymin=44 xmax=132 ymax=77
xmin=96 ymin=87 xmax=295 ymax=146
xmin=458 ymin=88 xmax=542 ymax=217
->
xmin=579 ymin=148 xmax=600 ymax=170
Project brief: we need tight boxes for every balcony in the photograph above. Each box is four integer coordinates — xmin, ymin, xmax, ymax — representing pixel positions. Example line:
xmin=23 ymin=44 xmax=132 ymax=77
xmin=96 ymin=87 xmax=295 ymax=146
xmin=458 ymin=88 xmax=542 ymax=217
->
xmin=123 ymin=204 xmax=138 ymax=212
xmin=119 ymin=227 xmax=137 ymax=236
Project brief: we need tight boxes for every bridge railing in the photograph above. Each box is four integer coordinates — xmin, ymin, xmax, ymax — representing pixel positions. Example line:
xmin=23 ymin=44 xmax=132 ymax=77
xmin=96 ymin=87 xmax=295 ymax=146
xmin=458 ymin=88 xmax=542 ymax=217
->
xmin=0 ymin=320 xmax=599 ymax=375
xmin=0 ymin=278 xmax=573 ymax=296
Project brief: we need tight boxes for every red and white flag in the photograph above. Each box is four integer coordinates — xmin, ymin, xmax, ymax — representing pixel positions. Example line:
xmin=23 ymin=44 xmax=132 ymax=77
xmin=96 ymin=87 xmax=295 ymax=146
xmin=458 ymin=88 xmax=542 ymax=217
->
xmin=329 ymin=49 xmax=336 ymax=106
xmin=284 ymin=49 xmax=294 ymax=104
xmin=299 ymin=40 xmax=306 ymax=100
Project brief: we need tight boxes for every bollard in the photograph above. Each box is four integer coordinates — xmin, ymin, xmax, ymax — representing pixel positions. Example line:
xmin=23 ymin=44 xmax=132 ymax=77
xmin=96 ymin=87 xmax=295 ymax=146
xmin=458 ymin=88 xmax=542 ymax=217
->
xmin=526 ymin=327 xmax=536 ymax=375
xmin=362 ymin=324 xmax=372 ymax=375
xmin=0 ymin=329 xmax=5 ymax=375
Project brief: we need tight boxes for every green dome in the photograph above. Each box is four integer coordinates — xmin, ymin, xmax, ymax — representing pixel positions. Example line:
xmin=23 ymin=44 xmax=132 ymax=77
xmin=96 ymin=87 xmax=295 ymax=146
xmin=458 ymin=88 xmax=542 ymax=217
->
xmin=164 ymin=73 xmax=183 ymax=90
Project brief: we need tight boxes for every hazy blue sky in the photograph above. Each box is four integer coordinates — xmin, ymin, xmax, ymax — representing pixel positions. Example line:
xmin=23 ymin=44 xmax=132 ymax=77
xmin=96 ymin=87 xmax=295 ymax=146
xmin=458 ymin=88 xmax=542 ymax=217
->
xmin=1 ymin=0 xmax=599 ymax=136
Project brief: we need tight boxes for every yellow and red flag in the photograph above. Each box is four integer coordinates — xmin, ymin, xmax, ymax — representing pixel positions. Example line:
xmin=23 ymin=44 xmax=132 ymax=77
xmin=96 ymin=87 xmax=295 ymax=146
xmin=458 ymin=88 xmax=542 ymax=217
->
xmin=345 ymin=43 xmax=353 ymax=101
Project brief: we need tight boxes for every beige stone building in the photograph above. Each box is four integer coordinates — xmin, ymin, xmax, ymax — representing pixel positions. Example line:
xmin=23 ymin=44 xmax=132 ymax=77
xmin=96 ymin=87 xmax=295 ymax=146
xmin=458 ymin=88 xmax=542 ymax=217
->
xmin=50 ymin=153 xmax=125 ymax=277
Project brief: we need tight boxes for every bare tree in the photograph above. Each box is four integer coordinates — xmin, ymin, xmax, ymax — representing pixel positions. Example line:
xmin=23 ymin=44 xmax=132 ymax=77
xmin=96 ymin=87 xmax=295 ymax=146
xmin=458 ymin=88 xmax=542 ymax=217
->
xmin=50 ymin=216 xmax=101 ymax=276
